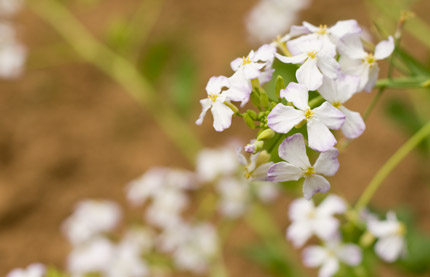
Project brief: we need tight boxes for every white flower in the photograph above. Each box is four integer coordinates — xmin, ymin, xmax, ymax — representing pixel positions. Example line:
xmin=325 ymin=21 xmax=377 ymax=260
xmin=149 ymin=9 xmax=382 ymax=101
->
xmin=216 ymin=177 xmax=249 ymax=218
xmin=268 ymin=134 xmax=340 ymax=200
xmin=276 ymin=37 xmax=340 ymax=90
xmin=0 ymin=0 xmax=24 ymax=17
xmin=298 ymin=20 xmax=362 ymax=52
xmin=267 ymin=82 xmax=345 ymax=151
xmin=318 ymin=74 xmax=365 ymax=138
xmin=7 ymin=263 xmax=45 ymax=277
xmin=338 ymin=35 xmax=394 ymax=92
xmin=106 ymin=239 xmax=149 ymax=277
xmin=196 ymin=147 xmax=238 ymax=182
xmin=196 ymin=76 xmax=235 ymax=132
xmin=367 ymin=211 xmax=407 ymax=262
xmin=286 ymin=195 xmax=346 ymax=247
xmin=0 ymin=23 xmax=26 ymax=79
xmin=62 ymin=200 xmax=121 ymax=245
xmin=303 ymin=240 xmax=362 ymax=277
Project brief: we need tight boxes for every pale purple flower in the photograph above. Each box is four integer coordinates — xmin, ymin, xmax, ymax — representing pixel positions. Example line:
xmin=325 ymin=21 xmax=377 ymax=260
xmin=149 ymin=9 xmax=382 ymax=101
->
xmin=267 ymin=82 xmax=345 ymax=151
xmin=268 ymin=134 xmax=340 ymax=199
xmin=286 ymin=195 xmax=346 ymax=247
xmin=319 ymin=74 xmax=365 ymax=138
xmin=276 ymin=37 xmax=340 ymax=90
xmin=303 ymin=240 xmax=362 ymax=277
xmin=367 ymin=211 xmax=407 ymax=262
xmin=196 ymin=76 xmax=235 ymax=132
xmin=7 ymin=263 xmax=45 ymax=277
xmin=338 ymin=35 xmax=394 ymax=92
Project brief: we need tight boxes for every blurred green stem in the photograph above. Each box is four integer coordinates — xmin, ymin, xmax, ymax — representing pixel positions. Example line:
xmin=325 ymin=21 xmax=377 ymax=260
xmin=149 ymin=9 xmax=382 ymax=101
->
xmin=354 ymin=121 xmax=430 ymax=212
xmin=28 ymin=0 xmax=202 ymax=163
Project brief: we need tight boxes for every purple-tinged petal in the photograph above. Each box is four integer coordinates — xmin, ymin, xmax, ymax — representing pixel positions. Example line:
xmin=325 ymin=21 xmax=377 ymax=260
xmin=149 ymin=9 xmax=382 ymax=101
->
xmin=243 ymin=63 xmax=264 ymax=79
xmin=259 ymin=68 xmax=275 ymax=85
xmin=302 ymin=246 xmax=327 ymax=267
xmin=336 ymin=73 xmax=360 ymax=102
xmin=364 ymin=65 xmax=379 ymax=92
xmin=329 ymin=20 xmax=362 ymax=39
xmin=375 ymin=236 xmax=405 ymax=262
xmin=211 ymin=102 xmax=234 ymax=132
xmin=338 ymin=244 xmax=362 ymax=265
xmin=307 ymin=120 xmax=338 ymax=152
xmin=278 ymin=133 xmax=311 ymax=169
xmin=275 ymin=52 xmax=307 ymax=64
xmin=303 ymin=174 xmax=330 ymax=200
xmin=339 ymin=106 xmax=365 ymax=138
xmin=374 ymin=36 xmax=394 ymax=60
xmin=319 ymin=257 xmax=339 ymax=277
xmin=317 ymin=55 xmax=340 ymax=80
xmin=280 ymin=82 xmax=309 ymax=110
xmin=313 ymin=149 xmax=339 ymax=176
xmin=302 ymin=21 xmax=319 ymax=33
xmin=312 ymin=102 xmax=346 ymax=130
xmin=287 ymin=221 xmax=313 ymax=248
xmin=297 ymin=58 xmax=323 ymax=91
xmin=337 ymin=34 xmax=367 ymax=60
xmin=267 ymin=104 xmax=304 ymax=134
xmin=267 ymin=162 xmax=303 ymax=182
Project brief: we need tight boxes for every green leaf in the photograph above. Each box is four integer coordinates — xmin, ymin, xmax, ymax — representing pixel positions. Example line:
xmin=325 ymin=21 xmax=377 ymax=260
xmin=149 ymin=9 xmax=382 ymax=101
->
xmin=396 ymin=48 xmax=430 ymax=76
xmin=275 ymin=75 xmax=285 ymax=99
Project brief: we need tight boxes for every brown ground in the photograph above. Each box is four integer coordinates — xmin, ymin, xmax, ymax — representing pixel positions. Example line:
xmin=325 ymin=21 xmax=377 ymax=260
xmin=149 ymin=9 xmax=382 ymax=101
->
xmin=0 ymin=0 xmax=429 ymax=276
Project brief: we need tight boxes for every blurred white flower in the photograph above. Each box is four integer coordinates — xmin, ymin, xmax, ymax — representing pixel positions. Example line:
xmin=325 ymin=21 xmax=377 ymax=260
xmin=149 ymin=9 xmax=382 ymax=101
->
xmin=62 ymin=200 xmax=121 ymax=245
xmin=7 ymin=263 xmax=45 ymax=277
xmin=196 ymin=147 xmax=238 ymax=183
xmin=268 ymin=83 xmax=345 ymax=152
xmin=216 ymin=177 xmax=249 ymax=218
xmin=367 ymin=211 xmax=407 ymax=262
xmin=303 ymin=240 xmax=362 ymax=277
xmin=0 ymin=0 xmax=23 ymax=17
xmin=0 ymin=22 xmax=26 ymax=79
xmin=286 ymin=195 xmax=347 ymax=247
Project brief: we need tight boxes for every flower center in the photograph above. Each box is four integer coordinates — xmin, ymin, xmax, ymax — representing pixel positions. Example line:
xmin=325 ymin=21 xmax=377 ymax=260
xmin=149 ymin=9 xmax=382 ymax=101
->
xmin=304 ymin=167 xmax=315 ymax=177
xmin=332 ymin=101 xmax=342 ymax=109
xmin=304 ymin=108 xmax=314 ymax=119
xmin=307 ymin=210 xmax=316 ymax=219
xmin=364 ymin=53 xmax=375 ymax=66
xmin=396 ymin=223 xmax=406 ymax=236
xmin=307 ymin=50 xmax=317 ymax=59
xmin=316 ymin=24 xmax=328 ymax=35
xmin=242 ymin=56 xmax=252 ymax=65
xmin=208 ymin=93 xmax=218 ymax=102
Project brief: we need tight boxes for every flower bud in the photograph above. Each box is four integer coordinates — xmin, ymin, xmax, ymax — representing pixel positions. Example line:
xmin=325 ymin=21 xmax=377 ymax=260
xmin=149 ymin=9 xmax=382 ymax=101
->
xmin=257 ymin=129 xmax=275 ymax=141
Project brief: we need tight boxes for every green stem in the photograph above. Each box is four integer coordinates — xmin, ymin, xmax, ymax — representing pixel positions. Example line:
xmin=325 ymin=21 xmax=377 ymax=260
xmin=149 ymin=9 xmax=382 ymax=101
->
xmin=354 ymin=121 xmax=430 ymax=212
xmin=375 ymin=77 xmax=430 ymax=89
xmin=28 ymin=0 xmax=202 ymax=163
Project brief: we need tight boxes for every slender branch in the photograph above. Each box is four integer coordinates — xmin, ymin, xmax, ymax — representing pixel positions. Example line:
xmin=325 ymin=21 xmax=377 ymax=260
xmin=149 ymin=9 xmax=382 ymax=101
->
xmin=28 ymin=0 xmax=202 ymax=163
xmin=354 ymin=121 xmax=430 ymax=212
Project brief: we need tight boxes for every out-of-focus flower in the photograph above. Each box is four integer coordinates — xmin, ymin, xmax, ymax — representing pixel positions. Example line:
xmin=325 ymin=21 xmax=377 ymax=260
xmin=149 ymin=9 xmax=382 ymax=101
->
xmin=7 ymin=263 xmax=45 ymax=277
xmin=268 ymin=84 xmax=345 ymax=152
xmin=318 ymin=74 xmax=365 ymax=138
xmin=0 ymin=0 xmax=23 ymax=17
xmin=286 ymin=195 xmax=346 ymax=247
xmin=338 ymin=35 xmax=394 ymax=92
xmin=0 ymin=22 xmax=26 ymax=79
xmin=216 ymin=177 xmax=249 ymax=218
xmin=196 ymin=147 xmax=238 ymax=182
xmin=276 ymin=37 xmax=339 ymax=90
xmin=62 ymin=200 xmax=121 ymax=245
xmin=367 ymin=211 xmax=407 ymax=262
xmin=245 ymin=0 xmax=310 ymax=43
xmin=303 ymin=240 xmax=362 ymax=277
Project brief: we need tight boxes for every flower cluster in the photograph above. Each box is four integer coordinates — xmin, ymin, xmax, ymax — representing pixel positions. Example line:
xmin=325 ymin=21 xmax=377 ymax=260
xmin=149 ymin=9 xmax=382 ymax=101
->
xmin=0 ymin=0 xmax=26 ymax=79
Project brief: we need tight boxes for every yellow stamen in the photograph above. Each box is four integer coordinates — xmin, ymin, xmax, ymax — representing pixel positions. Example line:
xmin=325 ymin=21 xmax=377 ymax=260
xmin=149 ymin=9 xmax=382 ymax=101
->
xmin=304 ymin=109 xmax=314 ymax=119
xmin=208 ymin=93 xmax=218 ymax=102
xmin=304 ymin=167 xmax=315 ymax=177
xmin=242 ymin=56 xmax=252 ymax=65
xmin=332 ymin=101 xmax=342 ymax=109
xmin=396 ymin=223 xmax=407 ymax=236
xmin=307 ymin=50 xmax=317 ymax=59
xmin=307 ymin=210 xmax=316 ymax=219
xmin=316 ymin=24 xmax=328 ymax=35
xmin=364 ymin=53 xmax=375 ymax=67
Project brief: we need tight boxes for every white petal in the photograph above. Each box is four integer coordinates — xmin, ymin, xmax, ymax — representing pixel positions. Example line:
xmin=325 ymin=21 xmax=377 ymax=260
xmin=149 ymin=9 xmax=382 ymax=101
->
xmin=319 ymin=257 xmax=339 ymax=277
xmin=337 ymin=34 xmax=367 ymax=59
xmin=374 ymin=36 xmax=394 ymax=60
xmin=206 ymin=76 xmax=229 ymax=95
xmin=297 ymin=58 xmax=323 ymax=91
xmin=280 ymin=82 xmax=309 ymax=111
xmin=313 ymin=102 xmax=346 ymax=130
xmin=367 ymin=219 xmax=400 ymax=238
xmin=225 ymin=71 xmax=252 ymax=102
xmin=230 ymin=58 xmax=243 ymax=72
xmin=303 ymin=174 xmax=330 ymax=200
xmin=364 ymin=65 xmax=379 ymax=92
xmin=275 ymin=52 xmax=307 ymax=64
xmin=329 ymin=20 xmax=362 ymax=39
xmin=302 ymin=246 xmax=327 ymax=267
xmin=317 ymin=55 xmax=340 ymax=79
xmin=195 ymin=98 xmax=212 ymax=125
xmin=302 ymin=21 xmax=319 ymax=33
xmin=307 ymin=120 xmax=338 ymax=152
xmin=339 ymin=106 xmax=365 ymax=138
xmin=375 ymin=236 xmax=405 ymax=262
xmin=254 ymin=44 xmax=276 ymax=62
xmin=243 ymin=63 xmax=264 ymax=79
xmin=287 ymin=221 xmax=314 ymax=248
xmin=278 ymin=133 xmax=311 ymax=169
xmin=317 ymin=195 xmax=347 ymax=216
xmin=259 ymin=68 xmax=274 ymax=85
xmin=267 ymin=162 xmax=304 ymax=182
xmin=318 ymin=77 xmax=337 ymax=103
xmin=267 ymin=104 xmax=305 ymax=134
xmin=289 ymin=197 xmax=315 ymax=221
xmin=211 ymin=102 xmax=234 ymax=132
xmin=313 ymin=149 xmax=339 ymax=176
xmin=338 ymin=244 xmax=362 ymax=265
xmin=336 ymin=73 xmax=360 ymax=103
xmin=287 ymin=36 xmax=322 ymax=56
xmin=290 ymin=24 xmax=311 ymax=38
xmin=313 ymin=217 xmax=340 ymax=241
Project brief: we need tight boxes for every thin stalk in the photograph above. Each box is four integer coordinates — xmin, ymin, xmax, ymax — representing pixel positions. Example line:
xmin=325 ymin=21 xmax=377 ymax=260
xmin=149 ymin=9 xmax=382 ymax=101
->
xmin=28 ymin=0 xmax=202 ymax=163
xmin=354 ymin=121 xmax=430 ymax=212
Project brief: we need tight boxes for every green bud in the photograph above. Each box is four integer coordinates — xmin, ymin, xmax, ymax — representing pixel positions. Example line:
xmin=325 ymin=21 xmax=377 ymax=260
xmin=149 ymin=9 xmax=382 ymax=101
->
xmin=250 ymin=90 xmax=260 ymax=108
xmin=251 ymin=78 xmax=260 ymax=88
xmin=275 ymin=75 xmax=285 ymax=99
xmin=224 ymin=101 xmax=239 ymax=113
xmin=259 ymin=90 xmax=269 ymax=109
xmin=243 ymin=113 xmax=256 ymax=129
xmin=359 ymin=231 xmax=375 ymax=247
xmin=246 ymin=109 xmax=258 ymax=120
xmin=257 ymin=111 xmax=266 ymax=120
xmin=294 ymin=119 xmax=307 ymax=129
xmin=257 ymin=129 xmax=275 ymax=141
xmin=256 ymin=150 xmax=271 ymax=165
xmin=254 ymin=140 xmax=264 ymax=151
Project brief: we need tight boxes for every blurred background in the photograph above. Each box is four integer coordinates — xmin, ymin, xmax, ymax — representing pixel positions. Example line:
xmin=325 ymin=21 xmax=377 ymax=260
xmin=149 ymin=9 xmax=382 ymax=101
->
xmin=0 ymin=0 xmax=429 ymax=276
